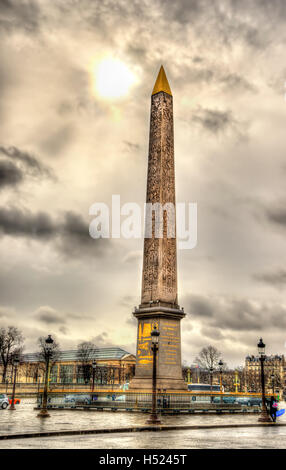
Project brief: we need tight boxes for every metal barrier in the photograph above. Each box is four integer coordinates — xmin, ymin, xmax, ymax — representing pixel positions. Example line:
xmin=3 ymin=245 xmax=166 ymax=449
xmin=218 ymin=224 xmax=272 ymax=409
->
xmin=36 ymin=390 xmax=270 ymax=413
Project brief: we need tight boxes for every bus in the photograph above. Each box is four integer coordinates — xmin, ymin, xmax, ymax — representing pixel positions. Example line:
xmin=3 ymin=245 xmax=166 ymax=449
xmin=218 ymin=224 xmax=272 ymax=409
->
xmin=187 ymin=383 xmax=224 ymax=403
xmin=187 ymin=383 xmax=222 ymax=392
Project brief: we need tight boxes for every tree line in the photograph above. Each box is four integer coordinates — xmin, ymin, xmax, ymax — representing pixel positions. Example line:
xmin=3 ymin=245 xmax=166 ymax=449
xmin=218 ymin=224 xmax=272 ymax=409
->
xmin=182 ymin=345 xmax=283 ymax=393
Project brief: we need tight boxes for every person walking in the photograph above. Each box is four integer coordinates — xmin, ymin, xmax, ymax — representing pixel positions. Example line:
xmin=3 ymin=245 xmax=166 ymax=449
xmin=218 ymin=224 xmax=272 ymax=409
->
xmin=270 ymin=396 xmax=278 ymax=422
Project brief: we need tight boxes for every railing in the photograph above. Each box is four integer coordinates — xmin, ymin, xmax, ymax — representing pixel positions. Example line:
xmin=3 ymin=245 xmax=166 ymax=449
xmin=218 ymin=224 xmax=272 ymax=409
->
xmin=35 ymin=389 xmax=272 ymax=413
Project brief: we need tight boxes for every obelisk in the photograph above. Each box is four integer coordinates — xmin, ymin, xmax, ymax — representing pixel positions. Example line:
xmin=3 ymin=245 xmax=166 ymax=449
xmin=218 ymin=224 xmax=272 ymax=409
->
xmin=130 ymin=66 xmax=187 ymax=391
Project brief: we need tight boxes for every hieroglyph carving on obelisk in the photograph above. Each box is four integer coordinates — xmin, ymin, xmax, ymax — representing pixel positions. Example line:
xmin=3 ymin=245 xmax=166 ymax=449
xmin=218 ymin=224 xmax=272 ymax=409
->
xmin=130 ymin=66 xmax=187 ymax=391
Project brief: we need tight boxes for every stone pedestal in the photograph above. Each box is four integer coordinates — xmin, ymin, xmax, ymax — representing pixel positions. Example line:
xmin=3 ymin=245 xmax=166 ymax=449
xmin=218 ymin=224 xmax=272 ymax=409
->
xmin=130 ymin=304 xmax=187 ymax=391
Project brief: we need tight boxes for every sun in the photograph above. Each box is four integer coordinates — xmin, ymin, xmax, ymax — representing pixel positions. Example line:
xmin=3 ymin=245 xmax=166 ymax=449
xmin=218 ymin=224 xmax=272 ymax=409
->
xmin=93 ymin=58 xmax=136 ymax=99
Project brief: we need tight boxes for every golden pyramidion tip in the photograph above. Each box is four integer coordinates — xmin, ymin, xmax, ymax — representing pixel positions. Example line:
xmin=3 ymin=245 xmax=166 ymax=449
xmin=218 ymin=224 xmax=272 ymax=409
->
xmin=152 ymin=65 xmax=172 ymax=96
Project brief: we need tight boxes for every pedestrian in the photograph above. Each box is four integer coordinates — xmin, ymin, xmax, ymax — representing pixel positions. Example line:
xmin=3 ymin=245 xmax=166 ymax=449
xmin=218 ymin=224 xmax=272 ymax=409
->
xmin=270 ymin=396 xmax=278 ymax=422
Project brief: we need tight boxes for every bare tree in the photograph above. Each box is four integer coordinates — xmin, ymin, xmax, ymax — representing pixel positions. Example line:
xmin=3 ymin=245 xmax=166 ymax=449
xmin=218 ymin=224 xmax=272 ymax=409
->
xmin=0 ymin=326 xmax=24 ymax=382
xmin=76 ymin=341 xmax=97 ymax=384
xmin=195 ymin=345 xmax=222 ymax=372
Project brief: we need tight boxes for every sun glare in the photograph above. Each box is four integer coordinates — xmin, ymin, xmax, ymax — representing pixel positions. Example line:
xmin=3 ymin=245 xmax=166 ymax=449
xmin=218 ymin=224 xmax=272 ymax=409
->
xmin=93 ymin=58 xmax=136 ymax=99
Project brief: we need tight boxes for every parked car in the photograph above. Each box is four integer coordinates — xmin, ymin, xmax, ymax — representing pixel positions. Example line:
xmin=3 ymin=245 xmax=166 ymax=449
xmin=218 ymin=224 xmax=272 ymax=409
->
xmin=64 ymin=394 xmax=91 ymax=405
xmin=0 ymin=394 xmax=9 ymax=409
xmin=236 ymin=397 xmax=249 ymax=405
xmin=246 ymin=397 xmax=262 ymax=406
xmin=213 ymin=396 xmax=237 ymax=404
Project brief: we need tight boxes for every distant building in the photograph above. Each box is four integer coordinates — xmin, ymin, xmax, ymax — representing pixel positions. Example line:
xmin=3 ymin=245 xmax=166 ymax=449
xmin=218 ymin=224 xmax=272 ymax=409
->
xmin=245 ymin=355 xmax=285 ymax=394
xmin=1 ymin=347 xmax=136 ymax=386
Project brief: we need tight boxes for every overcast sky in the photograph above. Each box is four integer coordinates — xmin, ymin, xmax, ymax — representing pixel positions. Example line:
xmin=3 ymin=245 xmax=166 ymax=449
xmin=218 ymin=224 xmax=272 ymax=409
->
xmin=1 ymin=0 xmax=286 ymax=367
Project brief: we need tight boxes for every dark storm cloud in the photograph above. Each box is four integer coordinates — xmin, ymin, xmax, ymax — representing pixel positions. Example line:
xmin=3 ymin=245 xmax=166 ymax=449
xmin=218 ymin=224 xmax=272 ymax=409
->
xmin=90 ymin=332 xmax=113 ymax=348
xmin=158 ymin=0 xmax=277 ymax=51
xmin=0 ymin=206 xmax=110 ymax=257
xmin=265 ymin=204 xmax=286 ymax=228
xmin=220 ymin=73 xmax=257 ymax=93
xmin=35 ymin=306 xmax=66 ymax=325
xmin=253 ymin=269 xmax=286 ymax=289
xmin=0 ymin=146 xmax=55 ymax=181
xmin=200 ymin=326 xmax=225 ymax=341
xmin=57 ymin=211 xmax=105 ymax=258
xmin=185 ymin=294 xmax=286 ymax=332
xmin=229 ymin=0 xmax=286 ymax=21
xmin=187 ymin=294 xmax=214 ymax=318
xmin=0 ymin=160 xmax=23 ymax=188
xmin=172 ymin=58 xmax=257 ymax=95
xmin=191 ymin=107 xmax=243 ymax=135
xmin=0 ymin=207 xmax=55 ymax=239
xmin=209 ymin=1 xmax=278 ymax=51
xmin=174 ymin=65 xmax=214 ymax=86
xmin=0 ymin=0 xmax=41 ymax=34
xmin=159 ymin=0 xmax=205 ymax=24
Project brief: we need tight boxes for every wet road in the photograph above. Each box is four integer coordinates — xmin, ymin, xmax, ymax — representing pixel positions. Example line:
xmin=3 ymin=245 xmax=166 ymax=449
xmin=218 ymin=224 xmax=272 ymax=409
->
xmin=0 ymin=399 xmax=285 ymax=448
xmin=1 ymin=426 xmax=286 ymax=449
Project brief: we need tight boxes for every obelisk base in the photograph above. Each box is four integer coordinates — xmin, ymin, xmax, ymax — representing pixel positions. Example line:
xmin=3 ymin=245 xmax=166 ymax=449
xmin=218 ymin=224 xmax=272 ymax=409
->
xmin=129 ymin=305 xmax=188 ymax=392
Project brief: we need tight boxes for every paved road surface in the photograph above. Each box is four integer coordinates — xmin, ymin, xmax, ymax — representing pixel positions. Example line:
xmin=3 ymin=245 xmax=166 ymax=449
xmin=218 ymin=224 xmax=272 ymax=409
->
xmin=0 ymin=399 xmax=285 ymax=448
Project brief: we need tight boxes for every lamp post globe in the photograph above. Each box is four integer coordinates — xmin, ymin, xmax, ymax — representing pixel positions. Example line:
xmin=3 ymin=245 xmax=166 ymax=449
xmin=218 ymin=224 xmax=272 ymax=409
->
xmin=257 ymin=338 xmax=272 ymax=423
xmin=146 ymin=325 xmax=161 ymax=425
xmin=258 ymin=338 xmax=265 ymax=357
xmin=37 ymin=334 xmax=54 ymax=418
xmin=46 ymin=334 xmax=54 ymax=347
xmin=151 ymin=325 xmax=160 ymax=345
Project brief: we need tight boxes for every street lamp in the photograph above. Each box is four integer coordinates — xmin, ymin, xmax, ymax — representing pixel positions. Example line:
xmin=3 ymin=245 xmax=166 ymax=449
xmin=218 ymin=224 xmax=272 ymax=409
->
xmin=257 ymin=338 xmax=272 ymax=423
xmin=9 ymin=355 xmax=19 ymax=410
xmin=37 ymin=335 xmax=54 ymax=418
xmin=209 ymin=366 xmax=214 ymax=402
xmin=271 ymin=372 xmax=275 ymax=395
xmin=146 ymin=325 xmax=161 ymax=425
xmin=218 ymin=360 xmax=223 ymax=404
xmin=92 ymin=360 xmax=97 ymax=392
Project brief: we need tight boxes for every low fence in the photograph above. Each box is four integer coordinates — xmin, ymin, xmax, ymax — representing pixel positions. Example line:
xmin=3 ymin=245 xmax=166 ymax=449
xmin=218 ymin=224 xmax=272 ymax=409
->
xmin=35 ymin=389 xmax=270 ymax=413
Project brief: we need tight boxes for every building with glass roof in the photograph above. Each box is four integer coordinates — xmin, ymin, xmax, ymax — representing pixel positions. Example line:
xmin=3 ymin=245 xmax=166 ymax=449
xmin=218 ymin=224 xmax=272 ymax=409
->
xmin=1 ymin=347 xmax=136 ymax=386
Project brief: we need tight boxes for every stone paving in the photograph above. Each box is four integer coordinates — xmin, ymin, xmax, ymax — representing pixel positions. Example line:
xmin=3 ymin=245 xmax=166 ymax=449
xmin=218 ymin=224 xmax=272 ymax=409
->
xmin=0 ymin=399 xmax=285 ymax=448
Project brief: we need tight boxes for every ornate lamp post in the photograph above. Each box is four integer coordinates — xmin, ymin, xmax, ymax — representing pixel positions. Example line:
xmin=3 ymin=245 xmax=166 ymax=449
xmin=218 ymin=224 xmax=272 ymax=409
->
xmin=218 ymin=359 xmax=223 ymax=404
xmin=257 ymin=338 xmax=272 ymax=423
xmin=92 ymin=360 xmax=97 ymax=392
xmin=234 ymin=370 xmax=240 ymax=393
xmin=9 ymin=355 xmax=19 ymax=410
xmin=146 ymin=325 xmax=161 ymax=425
xmin=209 ymin=366 xmax=214 ymax=402
xmin=37 ymin=335 xmax=53 ymax=418
xmin=271 ymin=372 xmax=275 ymax=395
